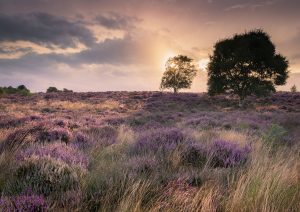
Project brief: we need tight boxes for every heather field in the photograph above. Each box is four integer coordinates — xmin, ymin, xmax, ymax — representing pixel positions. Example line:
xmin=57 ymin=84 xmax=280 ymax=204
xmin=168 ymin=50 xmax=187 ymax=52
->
xmin=0 ymin=91 xmax=300 ymax=211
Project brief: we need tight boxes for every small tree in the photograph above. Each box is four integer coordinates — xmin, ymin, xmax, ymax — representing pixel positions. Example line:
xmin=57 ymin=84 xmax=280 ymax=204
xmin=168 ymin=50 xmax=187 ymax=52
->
xmin=208 ymin=29 xmax=289 ymax=106
xmin=160 ymin=55 xmax=197 ymax=93
xmin=63 ymin=88 xmax=73 ymax=93
xmin=291 ymin=85 xmax=297 ymax=93
xmin=46 ymin=87 xmax=60 ymax=93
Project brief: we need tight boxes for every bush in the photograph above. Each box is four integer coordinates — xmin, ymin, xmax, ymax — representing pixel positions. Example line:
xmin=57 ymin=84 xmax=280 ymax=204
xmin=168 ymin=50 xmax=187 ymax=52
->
xmin=37 ymin=127 xmax=72 ymax=143
xmin=131 ymin=128 xmax=189 ymax=155
xmin=209 ymin=140 xmax=251 ymax=168
xmin=4 ymin=158 xmax=81 ymax=198
xmin=263 ymin=124 xmax=288 ymax=147
xmin=46 ymin=87 xmax=60 ymax=93
xmin=181 ymin=143 xmax=207 ymax=167
xmin=128 ymin=156 xmax=157 ymax=176
xmin=290 ymin=85 xmax=297 ymax=93
xmin=73 ymin=131 xmax=91 ymax=149
xmin=0 ymin=85 xmax=31 ymax=96
xmin=17 ymin=142 xmax=88 ymax=169
xmin=63 ymin=88 xmax=73 ymax=93
xmin=0 ymin=190 xmax=47 ymax=212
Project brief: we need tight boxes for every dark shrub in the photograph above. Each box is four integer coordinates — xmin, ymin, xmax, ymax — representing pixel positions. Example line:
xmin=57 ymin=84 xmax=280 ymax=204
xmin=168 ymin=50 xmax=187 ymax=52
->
xmin=37 ymin=127 xmax=72 ymax=143
xmin=63 ymin=88 xmax=73 ymax=93
xmin=209 ymin=140 xmax=251 ymax=168
xmin=128 ymin=156 xmax=157 ymax=176
xmin=4 ymin=158 xmax=81 ymax=198
xmin=181 ymin=143 xmax=207 ymax=167
xmin=73 ymin=131 xmax=91 ymax=149
xmin=46 ymin=87 xmax=60 ymax=93
xmin=0 ymin=85 xmax=30 ymax=96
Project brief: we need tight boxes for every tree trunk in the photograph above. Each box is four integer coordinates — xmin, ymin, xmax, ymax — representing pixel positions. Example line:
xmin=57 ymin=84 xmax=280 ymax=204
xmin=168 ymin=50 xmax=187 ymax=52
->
xmin=239 ymin=96 xmax=245 ymax=108
xmin=174 ymin=87 xmax=178 ymax=94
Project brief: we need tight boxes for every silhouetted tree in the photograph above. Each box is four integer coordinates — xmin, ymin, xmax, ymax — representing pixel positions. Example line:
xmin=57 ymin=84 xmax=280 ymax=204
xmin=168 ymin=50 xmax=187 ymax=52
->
xmin=46 ymin=87 xmax=60 ymax=93
xmin=291 ymin=85 xmax=297 ymax=93
xmin=160 ymin=55 xmax=197 ymax=93
xmin=207 ymin=29 xmax=289 ymax=106
xmin=63 ymin=88 xmax=73 ymax=93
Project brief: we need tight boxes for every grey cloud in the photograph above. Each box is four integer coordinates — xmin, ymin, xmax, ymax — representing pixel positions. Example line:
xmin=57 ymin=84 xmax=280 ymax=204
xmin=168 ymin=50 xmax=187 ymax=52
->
xmin=94 ymin=12 xmax=141 ymax=29
xmin=0 ymin=35 xmax=149 ymax=74
xmin=0 ymin=12 xmax=96 ymax=48
xmin=70 ymin=36 xmax=145 ymax=65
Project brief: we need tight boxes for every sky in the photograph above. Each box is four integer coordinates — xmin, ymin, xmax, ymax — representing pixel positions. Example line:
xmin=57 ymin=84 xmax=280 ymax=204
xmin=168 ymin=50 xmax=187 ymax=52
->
xmin=0 ymin=0 xmax=300 ymax=92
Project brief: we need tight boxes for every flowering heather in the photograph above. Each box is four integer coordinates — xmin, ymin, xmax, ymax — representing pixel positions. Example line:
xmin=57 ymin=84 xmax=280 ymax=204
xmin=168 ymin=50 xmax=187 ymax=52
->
xmin=85 ymin=125 xmax=118 ymax=146
xmin=132 ymin=128 xmax=189 ymax=154
xmin=37 ymin=127 xmax=72 ymax=143
xmin=17 ymin=142 xmax=88 ymax=169
xmin=0 ymin=193 xmax=47 ymax=212
xmin=128 ymin=156 xmax=158 ymax=175
xmin=0 ymin=92 xmax=299 ymax=211
xmin=73 ymin=131 xmax=92 ymax=149
xmin=209 ymin=140 xmax=251 ymax=168
xmin=0 ymin=115 xmax=28 ymax=129
xmin=53 ymin=118 xmax=69 ymax=127
xmin=4 ymin=158 xmax=81 ymax=197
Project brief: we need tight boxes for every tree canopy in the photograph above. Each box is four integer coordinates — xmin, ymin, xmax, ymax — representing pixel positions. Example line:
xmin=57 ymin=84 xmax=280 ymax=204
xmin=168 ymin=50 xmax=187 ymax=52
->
xmin=207 ymin=29 xmax=289 ymax=104
xmin=160 ymin=55 xmax=197 ymax=93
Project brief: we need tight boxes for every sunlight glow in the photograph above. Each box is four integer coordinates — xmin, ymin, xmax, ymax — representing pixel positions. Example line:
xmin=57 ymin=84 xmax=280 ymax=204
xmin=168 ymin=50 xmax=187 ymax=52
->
xmin=198 ymin=58 xmax=209 ymax=71
xmin=161 ymin=50 xmax=176 ymax=71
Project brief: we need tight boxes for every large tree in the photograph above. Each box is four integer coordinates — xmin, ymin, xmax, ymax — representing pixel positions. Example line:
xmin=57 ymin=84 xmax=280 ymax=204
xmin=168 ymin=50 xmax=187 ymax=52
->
xmin=207 ymin=30 xmax=289 ymax=106
xmin=160 ymin=55 xmax=197 ymax=93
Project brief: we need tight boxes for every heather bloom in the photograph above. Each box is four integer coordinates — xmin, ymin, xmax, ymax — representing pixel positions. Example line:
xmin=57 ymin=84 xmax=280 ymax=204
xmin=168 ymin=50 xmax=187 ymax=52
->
xmin=0 ymin=193 xmax=47 ymax=212
xmin=128 ymin=156 xmax=157 ymax=175
xmin=38 ymin=127 xmax=72 ymax=143
xmin=209 ymin=140 xmax=251 ymax=168
xmin=17 ymin=142 xmax=88 ymax=169
xmin=53 ymin=118 xmax=69 ymax=127
xmin=72 ymin=131 xmax=92 ymax=149
xmin=132 ymin=128 xmax=189 ymax=154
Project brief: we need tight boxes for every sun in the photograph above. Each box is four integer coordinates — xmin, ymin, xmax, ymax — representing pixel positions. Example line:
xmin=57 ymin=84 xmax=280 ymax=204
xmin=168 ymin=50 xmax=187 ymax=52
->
xmin=198 ymin=58 xmax=209 ymax=70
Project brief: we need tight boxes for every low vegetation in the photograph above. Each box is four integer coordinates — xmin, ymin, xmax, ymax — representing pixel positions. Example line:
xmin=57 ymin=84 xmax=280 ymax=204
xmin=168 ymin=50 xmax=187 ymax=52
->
xmin=0 ymin=85 xmax=30 ymax=96
xmin=0 ymin=91 xmax=299 ymax=211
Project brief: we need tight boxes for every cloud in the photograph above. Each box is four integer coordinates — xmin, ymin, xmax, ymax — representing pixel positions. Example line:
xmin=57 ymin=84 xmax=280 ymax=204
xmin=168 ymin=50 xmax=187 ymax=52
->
xmin=0 ymin=12 xmax=96 ymax=49
xmin=94 ymin=12 xmax=141 ymax=30
xmin=224 ymin=4 xmax=248 ymax=11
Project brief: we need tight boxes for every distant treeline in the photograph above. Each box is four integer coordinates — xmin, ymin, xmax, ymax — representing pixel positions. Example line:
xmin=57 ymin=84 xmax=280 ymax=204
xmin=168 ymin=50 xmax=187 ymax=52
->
xmin=0 ymin=85 xmax=75 ymax=96
xmin=46 ymin=87 xmax=73 ymax=93
xmin=0 ymin=85 xmax=31 ymax=96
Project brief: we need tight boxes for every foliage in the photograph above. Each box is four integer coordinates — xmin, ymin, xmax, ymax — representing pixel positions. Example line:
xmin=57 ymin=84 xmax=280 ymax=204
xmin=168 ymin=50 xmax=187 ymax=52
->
xmin=290 ymin=84 xmax=297 ymax=93
xmin=37 ymin=127 xmax=72 ymax=143
xmin=263 ymin=124 xmax=288 ymax=147
xmin=208 ymin=29 xmax=289 ymax=103
xmin=0 ymin=91 xmax=299 ymax=211
xmin=160 ymin=55 xmax=197 ymax=93
xmin=181 ymin=142 xmax=207 ymax=167
xmin=4 ymin=158 xmax=81 ymax=198
xmin=46 ymin=86 xmax=60 ymax=93
xmin=0 ymin=85 xmax=31 ymax=96
xmin=131 ymin=128 xmax=189 ymax=155
xmin=17 ymin=142 xmax=89 ymax=169
xmin=209 ymin=140 xmax=251 ymax=167
xmin=63 ymin=88 xmax=73 ymax=93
